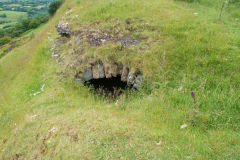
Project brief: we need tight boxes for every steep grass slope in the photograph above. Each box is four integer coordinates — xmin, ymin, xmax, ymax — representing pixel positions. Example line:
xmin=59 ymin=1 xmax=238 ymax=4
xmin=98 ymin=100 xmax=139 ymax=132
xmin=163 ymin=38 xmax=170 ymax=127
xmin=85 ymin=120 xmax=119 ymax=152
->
xmin=0 ymin=0 xmax=239 ymax=159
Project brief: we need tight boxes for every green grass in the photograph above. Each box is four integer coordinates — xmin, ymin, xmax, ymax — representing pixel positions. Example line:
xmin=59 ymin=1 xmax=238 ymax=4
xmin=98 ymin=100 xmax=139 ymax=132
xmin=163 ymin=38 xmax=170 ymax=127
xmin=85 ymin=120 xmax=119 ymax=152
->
xmin=0 ymin=11 xmax=27 ymax=28
xmin=0 ymin=0 xmax=239 ymax=159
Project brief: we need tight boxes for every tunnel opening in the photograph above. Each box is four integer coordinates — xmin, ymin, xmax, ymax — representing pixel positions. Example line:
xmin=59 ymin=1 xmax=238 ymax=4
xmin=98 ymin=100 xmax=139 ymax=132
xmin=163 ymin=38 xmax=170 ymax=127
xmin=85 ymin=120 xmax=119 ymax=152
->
xmin=84 ymin=76 xmax=133 ymax=97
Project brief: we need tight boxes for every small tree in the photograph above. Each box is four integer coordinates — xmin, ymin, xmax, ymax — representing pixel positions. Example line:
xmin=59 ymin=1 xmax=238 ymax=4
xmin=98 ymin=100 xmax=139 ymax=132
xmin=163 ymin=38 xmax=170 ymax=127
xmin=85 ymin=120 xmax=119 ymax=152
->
xmin=48 ymin=0 xmax=63 ymax=16
xmin=29 ymin=19 xmax=40 ymax=29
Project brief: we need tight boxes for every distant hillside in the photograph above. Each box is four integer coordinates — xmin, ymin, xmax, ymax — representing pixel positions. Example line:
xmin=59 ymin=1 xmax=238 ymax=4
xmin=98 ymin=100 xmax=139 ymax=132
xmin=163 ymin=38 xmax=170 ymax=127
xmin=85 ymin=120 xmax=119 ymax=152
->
xmin=0 ymin=0 xmax=54 ymax=28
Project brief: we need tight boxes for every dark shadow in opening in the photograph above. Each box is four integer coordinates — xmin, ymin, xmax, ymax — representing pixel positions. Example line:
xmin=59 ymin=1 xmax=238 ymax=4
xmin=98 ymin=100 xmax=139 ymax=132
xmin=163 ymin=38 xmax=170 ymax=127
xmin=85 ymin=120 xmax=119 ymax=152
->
xmin=84 ymin=76 xmax=132 ymax=97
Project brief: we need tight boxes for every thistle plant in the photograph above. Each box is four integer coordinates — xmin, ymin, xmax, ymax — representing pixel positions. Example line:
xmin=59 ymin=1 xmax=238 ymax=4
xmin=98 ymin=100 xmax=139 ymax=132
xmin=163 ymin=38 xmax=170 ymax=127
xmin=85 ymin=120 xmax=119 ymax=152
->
xmin=190 ymin=91 xmax=199 ymax=126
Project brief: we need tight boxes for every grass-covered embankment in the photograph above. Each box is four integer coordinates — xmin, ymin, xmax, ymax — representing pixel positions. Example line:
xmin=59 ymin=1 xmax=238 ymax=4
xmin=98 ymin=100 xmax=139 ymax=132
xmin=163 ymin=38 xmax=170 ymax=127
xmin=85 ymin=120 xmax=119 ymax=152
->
xmin=0 ymin=0 xmax=239 ymax=159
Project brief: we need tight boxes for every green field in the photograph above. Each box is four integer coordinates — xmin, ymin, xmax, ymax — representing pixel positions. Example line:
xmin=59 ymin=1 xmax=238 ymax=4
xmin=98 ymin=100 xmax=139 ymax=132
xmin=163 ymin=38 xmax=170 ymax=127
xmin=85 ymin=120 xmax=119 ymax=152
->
xmin=0 ymin=11 xmax=27 ymax=28
xmin=0 ymin=0 xmax=54 ymax=29
xmin=0 ymin=0 xmax=239 ymax=159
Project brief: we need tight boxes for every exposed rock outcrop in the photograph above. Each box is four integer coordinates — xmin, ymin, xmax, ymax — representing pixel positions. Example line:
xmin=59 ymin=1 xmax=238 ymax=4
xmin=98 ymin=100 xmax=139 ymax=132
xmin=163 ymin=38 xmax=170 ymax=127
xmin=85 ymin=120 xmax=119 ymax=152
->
xmin=57 ymin=21 xmax=72 ymax=37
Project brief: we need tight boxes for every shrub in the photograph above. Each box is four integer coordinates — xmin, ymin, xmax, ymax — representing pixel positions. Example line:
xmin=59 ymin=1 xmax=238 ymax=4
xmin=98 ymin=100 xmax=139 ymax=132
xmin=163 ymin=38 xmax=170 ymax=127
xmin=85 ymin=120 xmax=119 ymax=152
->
xmin=0 ymin=13 xmax=7 ymax=18
xmin=229 ymin=0 xmax=240 ymax=4
xmin=0 ymin=36 xmax=11 ymax=46
xmin=48 ymin=0 xmax=63 ymax=16
xmin=28 ymin=19 xmax=40 ymax=29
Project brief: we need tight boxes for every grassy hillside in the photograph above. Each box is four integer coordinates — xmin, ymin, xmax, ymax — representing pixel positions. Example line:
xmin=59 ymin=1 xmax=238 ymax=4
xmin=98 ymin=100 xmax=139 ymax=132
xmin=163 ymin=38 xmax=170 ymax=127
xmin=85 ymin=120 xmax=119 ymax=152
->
xmin=0 ymin=0 xmax=239 ymax=159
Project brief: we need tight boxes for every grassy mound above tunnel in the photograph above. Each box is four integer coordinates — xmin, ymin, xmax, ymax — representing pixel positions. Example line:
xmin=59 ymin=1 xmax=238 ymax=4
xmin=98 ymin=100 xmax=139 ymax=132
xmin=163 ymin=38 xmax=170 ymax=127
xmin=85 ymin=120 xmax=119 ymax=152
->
xmin=0 ymin=0 xmax=239 ymax=159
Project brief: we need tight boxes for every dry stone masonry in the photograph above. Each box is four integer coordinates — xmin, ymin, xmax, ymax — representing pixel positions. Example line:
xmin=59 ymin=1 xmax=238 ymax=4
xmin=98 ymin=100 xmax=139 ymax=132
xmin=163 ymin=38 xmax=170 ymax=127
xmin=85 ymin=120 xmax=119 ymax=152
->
xmin=55 ymin=21 xmax=144 ymax=90
xmin=76 ymin=61 xmax=143 ymax=89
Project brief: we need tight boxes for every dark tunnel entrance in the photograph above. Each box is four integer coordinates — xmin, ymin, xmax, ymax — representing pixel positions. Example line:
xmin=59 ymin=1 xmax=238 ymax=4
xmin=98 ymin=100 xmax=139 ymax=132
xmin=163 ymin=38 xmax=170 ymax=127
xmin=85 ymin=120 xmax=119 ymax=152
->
xmin=84 ymin=76 xmax=132 ymax=97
